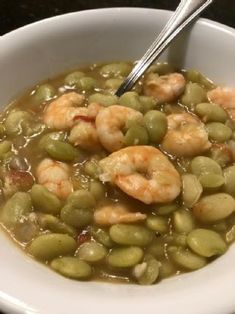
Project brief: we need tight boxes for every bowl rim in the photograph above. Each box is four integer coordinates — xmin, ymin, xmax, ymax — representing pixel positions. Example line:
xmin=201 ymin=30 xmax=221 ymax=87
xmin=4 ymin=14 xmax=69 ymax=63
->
xmin=1 ymin=7 xmax=235 ymax=314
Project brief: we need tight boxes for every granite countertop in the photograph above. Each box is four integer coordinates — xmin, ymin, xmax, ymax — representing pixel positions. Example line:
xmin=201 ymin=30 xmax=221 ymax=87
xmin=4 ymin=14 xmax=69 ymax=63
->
xmin=1 ymin=1 xmax=235 ymax=314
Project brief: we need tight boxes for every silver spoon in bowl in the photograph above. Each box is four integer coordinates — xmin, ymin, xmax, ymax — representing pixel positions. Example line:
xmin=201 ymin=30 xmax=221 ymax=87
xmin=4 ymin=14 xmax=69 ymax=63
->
xmin=115 ymin=0 xmax=214 ymax=97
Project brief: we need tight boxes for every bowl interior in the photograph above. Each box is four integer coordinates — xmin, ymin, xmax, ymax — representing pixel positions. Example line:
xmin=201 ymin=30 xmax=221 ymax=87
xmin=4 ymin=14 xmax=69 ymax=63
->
xmin=1 ymin=8 xmax=235 ymax=314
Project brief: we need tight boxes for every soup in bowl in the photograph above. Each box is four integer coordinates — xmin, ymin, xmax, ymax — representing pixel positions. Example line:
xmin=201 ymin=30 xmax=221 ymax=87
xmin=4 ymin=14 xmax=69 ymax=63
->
xmin=1 ymin=8 xmax=235 ymax=314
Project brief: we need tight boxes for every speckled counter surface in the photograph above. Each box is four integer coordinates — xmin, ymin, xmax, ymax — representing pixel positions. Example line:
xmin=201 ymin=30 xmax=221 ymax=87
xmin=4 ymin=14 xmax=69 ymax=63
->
xmin=1 ymin=1 xmax=235 ymax=314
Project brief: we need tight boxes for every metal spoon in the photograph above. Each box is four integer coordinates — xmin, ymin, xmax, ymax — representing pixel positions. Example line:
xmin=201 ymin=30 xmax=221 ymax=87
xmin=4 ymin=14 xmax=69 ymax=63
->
xmin=115 ymin=0 xmax=214 ymax=97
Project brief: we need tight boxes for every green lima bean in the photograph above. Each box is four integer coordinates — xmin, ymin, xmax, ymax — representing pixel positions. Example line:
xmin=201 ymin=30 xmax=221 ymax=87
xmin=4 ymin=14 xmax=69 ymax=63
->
xmin=107 ymin=246 xmax=143 ymax=268
xmin=143 ymin=110 xmax=167 ymax=143
xmin=109 ymin=224 xmax=153 ymax=246
xmin=181 ymin=83 xmax=207 ymax=108
xmin=44 ymin=140 xmax=78 ymax=162
xmin=33 ymin=84 xmax=56 ymax=103
xmin=51 ymin=257 xmax=92 ymax=279
xmin=31 ymin=184 xmax=62 ymax=215
xmin=187 ymin=229 xmax=227 ymax=257
xmin=77 ymin=241 xmax=107 ymax=262
xmin=168 ymin=247 xmax=207 ymax=270
xmin=206 ymin=122 xmax=232 ymax=143
xmin=28 ymin=233 xmax=77 ymax=260
xmin=133 ymin=254 xmax=160 ymax=285
xmin=1 ymin=192 xmax=32 ymax=227
xmin=193 ymin=193 xmax=235 ymax=222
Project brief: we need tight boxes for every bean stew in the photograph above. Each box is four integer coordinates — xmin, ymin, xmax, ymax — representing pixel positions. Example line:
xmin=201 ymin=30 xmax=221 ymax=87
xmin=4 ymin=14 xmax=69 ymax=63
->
xmin=1 ymin=61 xmax=235 ymax=285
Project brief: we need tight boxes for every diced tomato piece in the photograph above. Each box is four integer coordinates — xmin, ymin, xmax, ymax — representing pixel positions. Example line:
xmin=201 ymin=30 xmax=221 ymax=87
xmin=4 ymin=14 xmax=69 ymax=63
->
xmin=77 ymin=230 xmax=91 ymax=245
xmin=74 ymin=115 xmax=95 ymax=123
xmin=7 ymin=170 xmax=34 ymax=191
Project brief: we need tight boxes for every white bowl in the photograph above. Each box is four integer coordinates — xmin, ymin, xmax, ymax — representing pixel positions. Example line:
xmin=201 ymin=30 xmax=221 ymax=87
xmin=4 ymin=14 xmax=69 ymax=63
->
xmin=1 ymin=8 xmax=235 ymax=314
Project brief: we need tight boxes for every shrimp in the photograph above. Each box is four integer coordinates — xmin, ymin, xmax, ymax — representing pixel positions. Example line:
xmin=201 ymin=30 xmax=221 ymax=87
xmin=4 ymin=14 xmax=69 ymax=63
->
xmin=94 ymin=204 xmax=146 ymax=225
xmin=95 ymin=105 xmax=143 ymax=152
xmin=44 ymin=92 xmax=85 ymax=129
xmin=99 ymin=146 xmax=181 ymax=204
xmin=87 ymin=102 xmax=103 ymax=118
xmin=161 ymin=113 xmax=211 ymax=157
xmin=36 ymin=158 xmax=73 ymax=199
xmin=208 ymin=87 xmax=235 ymax=120
xmin=143 ymin=73 xmax=186 ymax=103
xmin=69 ymin=120 xmax=102 ymax=151
xmin=68 ymin=103 xmax=103 ymax=151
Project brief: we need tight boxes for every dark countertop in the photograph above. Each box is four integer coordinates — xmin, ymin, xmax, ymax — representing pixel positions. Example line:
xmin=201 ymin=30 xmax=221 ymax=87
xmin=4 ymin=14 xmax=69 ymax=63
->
xmin=1 ymin=0 xmax=235 ymax=35
xmin=1 ymin=1 xmax=235 ymax=314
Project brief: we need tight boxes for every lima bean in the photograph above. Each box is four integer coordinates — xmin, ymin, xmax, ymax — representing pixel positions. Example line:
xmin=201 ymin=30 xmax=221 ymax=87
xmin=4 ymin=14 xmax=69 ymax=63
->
xmin=88 ymin=93 xmax=118 ymax=107
xmin=193 ymin=193 xmax=235 ymax=222
xmin=191 ymin=156 xmax=222 ymax=176
xmin=31 ymin=184 xmax=62 ymax=215
xmin=5 ymin=111 xmax=32 ymax=135
xmin=145 ymin=215 xmax=168 ymax=234
xmin=124 ymin=125 xmax=149 ymax=146
xmin=104 ymin=78 xmax=123 ymax=90
xmin=78 ymin=241 xmax=107 ymax=262
xmin=33 ymin=84 xmax=56 ymax=103
xmin=107 ymin=246 xmax=143 ymax=268
xmin=133 ymin=255 xmax=160 ymax=285
xmin=1 ymin=192 xmax=32 ymax=227
xmin=39 ymin=132 xmax=66 ymax=150
xmin=158 ymin=260 xmax=176 ymax=279
xmin=224 ymin=166 xmax=235 ymax=196
xmin=139 ymin=96 xmax=157 ymax=113
xmin=44 ymin=140 xmax=77 ymax=162
xmin=38 ymin=214 xmax=76 ymax=237
xmin=109 ymin=224 xmax=153 ymax=246
xmin=119 ymin=92 xmax=143 ymax=112
xmin=28 ymin=233 xmax=77 ymax=260
xmin=173 ymin=209 xmax=195 ymax=234
xmin=199 ymin=173 xmax=224 ymax=189
xmin=168 ymin=247 xmax=207 ymax=270
xmin=143 ymin=110 xmax=167 ymax=143
xmin=148 ymin=63 xmax=176 ymax=75
xmin=195 ymin=103 xmax=227 ymax=123
xmin=187 ymin=229 xmax=227 ymax=257
xmin=67 ymin=190 xmax=96 ymax=209
xmin=51 ymin=257 xmax=92 ymax=280
xmin=64 ymin=71 xmax=85 ymax=87
xmin=100 ymin=63 xmax=131 ymax=78
xmin=154 ymin=203 xmax=179 ymax=216
xmin=91 ymin=226 xmax=114 ymax=248
xmin=206 ymin=122 xmax=232 ymax=143
xmin=89 ymin=181 xmax=106 ymax=202
xmin=181 ymin=83 xmax=207 ymax=108
xmin=84 ymin=160 xmax=101 ymax=179
xmin=182 ymin=174 xmax=202 ymax=208
xmin=60 ymin=204 xmax=93 ymax=228
xmin=0 ymin=141 xmax=12 ymax=159
xmin=77 ymin=77 xmax=97 ymax=91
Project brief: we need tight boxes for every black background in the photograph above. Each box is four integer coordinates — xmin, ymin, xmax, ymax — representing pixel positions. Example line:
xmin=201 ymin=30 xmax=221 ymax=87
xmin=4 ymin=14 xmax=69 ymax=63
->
xmin=1 ymin=0 xmax=235 ymax=313
xmin=1 ymin=0 xmax=235 ymax=35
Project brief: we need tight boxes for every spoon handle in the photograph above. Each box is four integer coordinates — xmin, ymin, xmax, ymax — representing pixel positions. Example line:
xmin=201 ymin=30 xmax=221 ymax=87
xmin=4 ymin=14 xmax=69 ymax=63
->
xmin=115 ymin=0 xmax=213 ymax=97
